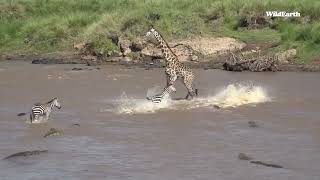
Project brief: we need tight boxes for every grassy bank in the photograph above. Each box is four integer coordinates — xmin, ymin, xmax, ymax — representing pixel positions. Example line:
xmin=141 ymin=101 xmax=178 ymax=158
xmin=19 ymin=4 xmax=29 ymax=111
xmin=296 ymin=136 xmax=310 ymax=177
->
xmin=1 ymin=0 xmax=320 ymax=63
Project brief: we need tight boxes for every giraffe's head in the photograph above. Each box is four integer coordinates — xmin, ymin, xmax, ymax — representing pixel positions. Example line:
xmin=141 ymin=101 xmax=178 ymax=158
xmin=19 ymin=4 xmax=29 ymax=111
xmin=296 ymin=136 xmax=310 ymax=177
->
xmin=145 ymin=27 xmax=160 ymax=44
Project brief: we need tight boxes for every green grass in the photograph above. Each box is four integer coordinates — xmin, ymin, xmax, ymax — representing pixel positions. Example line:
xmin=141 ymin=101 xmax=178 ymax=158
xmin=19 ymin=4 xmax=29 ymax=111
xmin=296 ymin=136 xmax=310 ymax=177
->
xmin=1 ymin=0 xmax=320 ymax=63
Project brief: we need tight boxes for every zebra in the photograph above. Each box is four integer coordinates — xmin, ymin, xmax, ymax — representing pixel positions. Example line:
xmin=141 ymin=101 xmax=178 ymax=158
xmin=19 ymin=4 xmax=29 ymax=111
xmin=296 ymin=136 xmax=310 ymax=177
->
xmin=147 ymin=85 xmax=176 ymax=103
xmin=30 ymin=97 xmax=61 ymax=123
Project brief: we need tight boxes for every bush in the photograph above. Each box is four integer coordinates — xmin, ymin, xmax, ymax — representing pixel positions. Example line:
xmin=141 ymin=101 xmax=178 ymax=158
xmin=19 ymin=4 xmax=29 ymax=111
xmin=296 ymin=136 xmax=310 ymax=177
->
xmin=0 ymin=0 xmax=320 ymax=62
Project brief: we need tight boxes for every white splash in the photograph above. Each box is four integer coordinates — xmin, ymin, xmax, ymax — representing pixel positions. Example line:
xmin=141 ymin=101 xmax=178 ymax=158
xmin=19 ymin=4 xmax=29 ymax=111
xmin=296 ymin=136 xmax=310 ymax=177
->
xmin=113 ymin=83 xmax=270 ymax=114
xmin=116 ymin=91 xmax=172 ymax=114
xmin=25 ymin=116 xmax=48 ymax=124
xmin=201 ymin=83 xmax=270 ymax=108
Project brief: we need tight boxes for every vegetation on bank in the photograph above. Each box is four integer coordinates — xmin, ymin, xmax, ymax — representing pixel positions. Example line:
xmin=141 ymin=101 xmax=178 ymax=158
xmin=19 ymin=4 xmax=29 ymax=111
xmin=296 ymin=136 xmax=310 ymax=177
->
xmin=1 ymin=0 xmax=320 ymax=63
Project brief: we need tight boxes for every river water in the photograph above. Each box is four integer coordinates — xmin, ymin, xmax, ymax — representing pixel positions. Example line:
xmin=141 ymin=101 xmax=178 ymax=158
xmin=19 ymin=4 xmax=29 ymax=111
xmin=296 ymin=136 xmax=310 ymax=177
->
xmin=0 ymin=61 xmax=319 ymax=180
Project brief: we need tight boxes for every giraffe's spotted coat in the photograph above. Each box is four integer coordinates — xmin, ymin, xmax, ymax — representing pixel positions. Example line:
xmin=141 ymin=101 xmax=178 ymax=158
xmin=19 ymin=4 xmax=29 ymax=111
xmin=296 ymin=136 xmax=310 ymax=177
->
xmin=146 ymin=27 xmax=198 ymax=99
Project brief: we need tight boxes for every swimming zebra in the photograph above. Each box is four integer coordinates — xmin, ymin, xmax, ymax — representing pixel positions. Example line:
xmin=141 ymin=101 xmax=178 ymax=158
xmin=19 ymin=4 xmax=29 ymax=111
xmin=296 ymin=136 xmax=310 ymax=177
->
xmin=30 ymin=97 xmax=61 ymax=123
xmin=147 ymin=85 xmax=176 ymax=103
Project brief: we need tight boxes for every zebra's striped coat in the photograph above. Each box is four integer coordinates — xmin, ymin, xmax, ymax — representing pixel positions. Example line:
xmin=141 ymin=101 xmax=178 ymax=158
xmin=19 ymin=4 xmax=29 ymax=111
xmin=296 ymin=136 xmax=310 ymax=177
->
xmin=30 ymin=98 xmax=61 ymax=123
xmin=147 ymin=85 xmax=176 ymax=103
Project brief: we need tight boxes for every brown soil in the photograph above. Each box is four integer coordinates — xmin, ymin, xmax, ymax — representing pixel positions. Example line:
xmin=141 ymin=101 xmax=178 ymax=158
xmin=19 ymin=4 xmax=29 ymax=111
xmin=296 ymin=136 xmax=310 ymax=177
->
xmin=1 ymin=41 xmax=320 ymax=72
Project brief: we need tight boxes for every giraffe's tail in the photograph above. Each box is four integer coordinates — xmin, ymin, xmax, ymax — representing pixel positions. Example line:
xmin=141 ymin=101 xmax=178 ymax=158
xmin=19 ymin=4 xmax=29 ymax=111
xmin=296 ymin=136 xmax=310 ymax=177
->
xmin=195 ymin=88 xmax=199 ymax=96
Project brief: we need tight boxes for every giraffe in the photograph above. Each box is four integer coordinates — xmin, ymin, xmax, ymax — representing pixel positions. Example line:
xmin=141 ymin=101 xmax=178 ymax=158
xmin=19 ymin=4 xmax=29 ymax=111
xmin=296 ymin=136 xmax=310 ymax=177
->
xmin=145 ymin=27 xmax=198 ymax=100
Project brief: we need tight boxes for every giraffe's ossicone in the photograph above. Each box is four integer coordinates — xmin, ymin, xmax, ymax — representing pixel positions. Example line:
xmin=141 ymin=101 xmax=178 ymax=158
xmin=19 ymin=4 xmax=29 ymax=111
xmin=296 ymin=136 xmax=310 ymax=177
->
xmin=145 ymin=27 xmax=198 ymax=100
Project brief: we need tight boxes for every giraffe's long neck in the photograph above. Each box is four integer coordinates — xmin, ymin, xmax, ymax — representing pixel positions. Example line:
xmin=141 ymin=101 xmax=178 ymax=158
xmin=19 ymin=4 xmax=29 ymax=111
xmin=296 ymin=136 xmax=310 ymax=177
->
xmin=153 ymin=31 xmax=177 ymax=64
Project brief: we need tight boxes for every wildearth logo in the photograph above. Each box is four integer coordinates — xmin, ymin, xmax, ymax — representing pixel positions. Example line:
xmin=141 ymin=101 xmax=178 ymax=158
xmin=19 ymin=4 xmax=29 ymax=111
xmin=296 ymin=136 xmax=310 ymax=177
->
xmin=266 ymin=11 xmax=301 ymax=17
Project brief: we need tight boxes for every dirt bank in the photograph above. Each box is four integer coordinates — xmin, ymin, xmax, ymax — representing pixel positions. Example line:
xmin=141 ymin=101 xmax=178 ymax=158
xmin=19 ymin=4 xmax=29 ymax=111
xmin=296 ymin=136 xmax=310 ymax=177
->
xmin=1 ymin=37 xmax=320 ymax=72
xmin=2 ymin=52 xmax=320 ymax=72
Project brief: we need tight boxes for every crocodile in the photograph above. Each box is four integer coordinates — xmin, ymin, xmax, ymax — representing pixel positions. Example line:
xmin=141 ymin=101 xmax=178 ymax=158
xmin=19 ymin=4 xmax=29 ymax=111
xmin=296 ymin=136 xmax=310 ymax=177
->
xmin=250 ymin=161 xmax=283 ymax=168
xmin=3 ymin=150 xmax=48 ymax=160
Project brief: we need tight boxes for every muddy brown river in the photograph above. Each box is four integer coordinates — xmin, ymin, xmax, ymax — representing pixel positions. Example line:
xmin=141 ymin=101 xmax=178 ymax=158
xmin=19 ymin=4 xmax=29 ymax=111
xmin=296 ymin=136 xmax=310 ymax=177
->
xmin=0 ymin=61 xmax=319 ymax=180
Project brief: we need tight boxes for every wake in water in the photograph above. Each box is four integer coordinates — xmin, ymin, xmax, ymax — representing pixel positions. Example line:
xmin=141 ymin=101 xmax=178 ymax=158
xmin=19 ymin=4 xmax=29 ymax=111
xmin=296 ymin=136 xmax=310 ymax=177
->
xmin=113 ymin=83 xmax=270 ymax=114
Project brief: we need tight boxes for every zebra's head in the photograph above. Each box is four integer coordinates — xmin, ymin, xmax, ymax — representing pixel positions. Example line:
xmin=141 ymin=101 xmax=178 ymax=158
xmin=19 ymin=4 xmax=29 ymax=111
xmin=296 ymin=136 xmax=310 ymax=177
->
xmin=52 ymin=98 xmax=61 ymax=109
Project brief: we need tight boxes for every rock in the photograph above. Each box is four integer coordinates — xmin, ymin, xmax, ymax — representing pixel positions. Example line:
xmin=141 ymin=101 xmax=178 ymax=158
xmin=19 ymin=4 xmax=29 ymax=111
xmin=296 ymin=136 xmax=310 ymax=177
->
xmin=107 ymin=33 xmax=119 ymax=45
xmin=141 ymin=42 xmax=195 ymax=62
xmin=73 ymin=42 xmax=102 ymax=64
xmin=131 ymin=38 xmax=146 ymax=52
xmin=248 ymin=121 xmax=258 ymax=128
xmin=81 ymin=55 xmax=99 ymax=66
xmin=223 ymin=52 xmax=278 ymax=72
xmin=5 ymin=56 xmax=12 ymax=60
xmin=121 ymin=56 xmax=132 ymax=62
xmin=24 ymin=38 xmax=31 ymax=44
xmin=239 ymin=16 xmax=271 ymax=29
xmin=141 ymin=44 xmax=162 ymax=59
xmin=301 ymin=16 xmax=311 ymax=24
xmin=73 ymin=42 xmax=84 ymax=50
xmin=127 ymin=51 xmax=141 ymax=61
xmin=147 ymin=12 xmax=161 ymax=21
xmin=71 ymin=68 xmax=84 ymax=71
xmin=73 ymin=42 xmax=94 ymax=54
xmin=32 ymin=58 xmax=64 ymax=64
xmin=43 ymin=128 xmax=63 ymax=138
xmin=178 ymin=37 xmax=246 ymax=57
xmin=32 ymin=58 xmax=81 ymax=64
xmin=167 ymin=43 xmax=194 ymax=62
xmin=191 ymin=55 xmax=199 ymax=61
xmin=17 ymin=112 xmax=27 ymax=116
xmin=276 ymin=49 xmax=297 ymax=64
xmin=107 ymin=50 xmax=119 ymax=57
xmin=118 ymin=36 xmax=132 ymax=56
xmin=140 ymin=37 xmax=245 ymax=62
xmin=238 ymin=153 xmax=253 ymax=161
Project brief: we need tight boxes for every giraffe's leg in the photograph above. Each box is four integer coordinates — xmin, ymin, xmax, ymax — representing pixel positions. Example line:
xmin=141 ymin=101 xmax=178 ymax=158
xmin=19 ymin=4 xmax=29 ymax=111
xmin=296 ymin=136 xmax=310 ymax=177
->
xmin=164 ymin=69 xmax=177 ymax=88
xmin=167 ymin=73 xmax=177 ymax=86
xmin=161 ymin=73 xmax=177 ymax=94
xmin=165 ymin=73 xmax=170 ymax=88
xmin=183 ymin=76 xmax=197 ymax=100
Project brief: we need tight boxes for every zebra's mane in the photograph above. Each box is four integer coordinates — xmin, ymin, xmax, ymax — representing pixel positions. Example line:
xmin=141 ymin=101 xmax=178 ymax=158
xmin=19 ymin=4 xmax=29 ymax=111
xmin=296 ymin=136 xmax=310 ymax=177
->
xmin=47 ymin=98 xmax=57 ymax=104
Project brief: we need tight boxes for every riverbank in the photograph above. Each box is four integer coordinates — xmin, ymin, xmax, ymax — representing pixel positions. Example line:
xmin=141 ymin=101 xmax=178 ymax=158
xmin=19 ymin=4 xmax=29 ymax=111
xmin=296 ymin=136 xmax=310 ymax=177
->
xmin=2 ymin=51 xmax=320 ymax=72
xmin=1 ymin=0 xmax=320 ymax=67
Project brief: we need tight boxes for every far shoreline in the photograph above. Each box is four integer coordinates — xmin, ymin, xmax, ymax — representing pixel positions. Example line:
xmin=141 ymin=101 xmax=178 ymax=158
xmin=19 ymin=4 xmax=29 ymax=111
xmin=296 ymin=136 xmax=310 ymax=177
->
xmin=1 ymin=53 xmax=320 ymax=73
